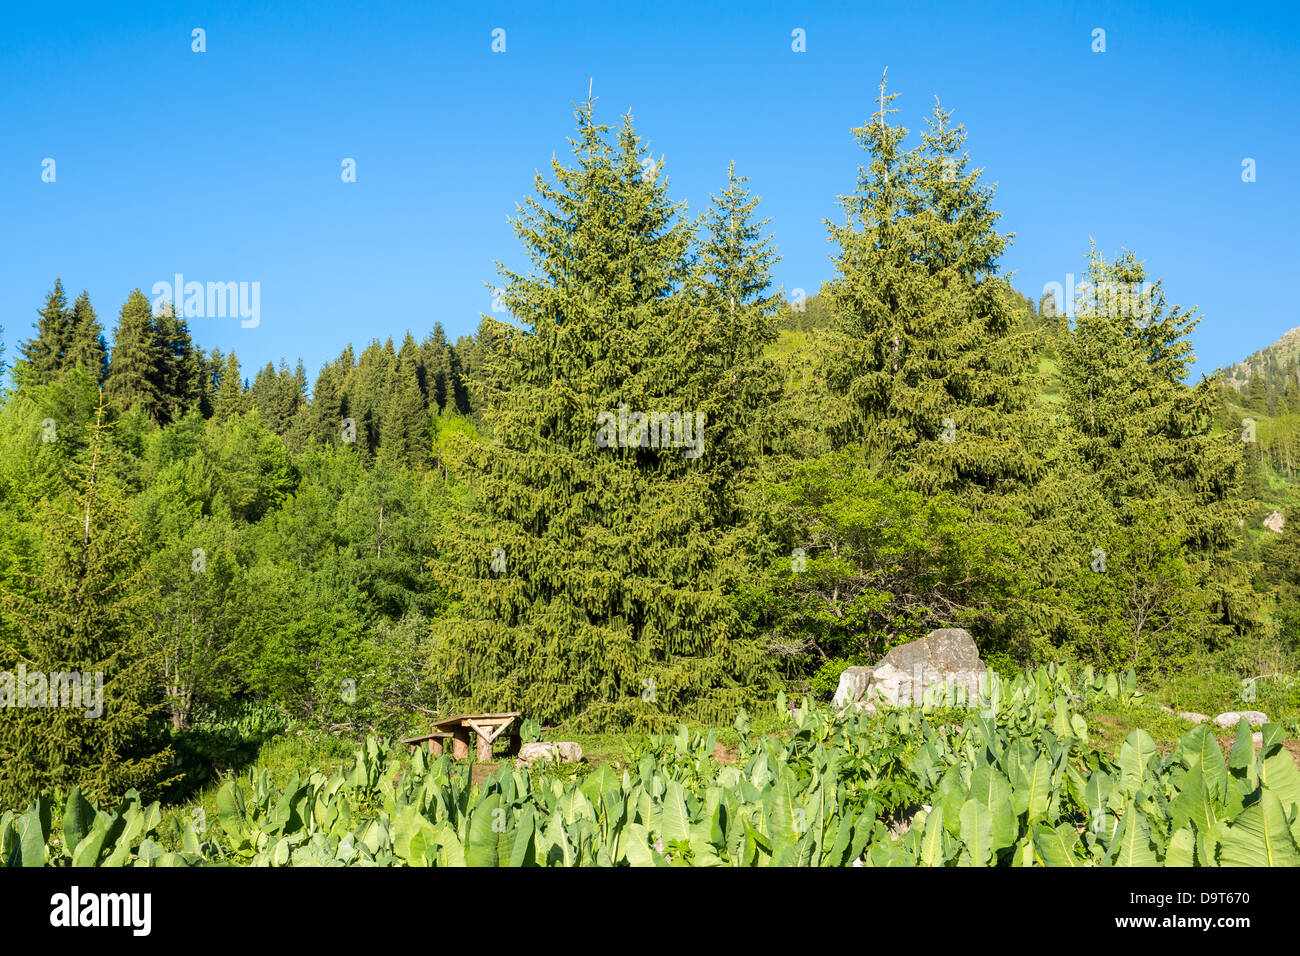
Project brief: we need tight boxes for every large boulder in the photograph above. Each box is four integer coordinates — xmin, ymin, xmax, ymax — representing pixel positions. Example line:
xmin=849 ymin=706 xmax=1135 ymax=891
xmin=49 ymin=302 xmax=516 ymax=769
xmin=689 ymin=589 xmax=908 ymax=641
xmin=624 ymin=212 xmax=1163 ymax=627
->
xmin=832 ymin=628 xmax=986 ymax=712
xmin=515 ymin=741 xmax=583 ymax=767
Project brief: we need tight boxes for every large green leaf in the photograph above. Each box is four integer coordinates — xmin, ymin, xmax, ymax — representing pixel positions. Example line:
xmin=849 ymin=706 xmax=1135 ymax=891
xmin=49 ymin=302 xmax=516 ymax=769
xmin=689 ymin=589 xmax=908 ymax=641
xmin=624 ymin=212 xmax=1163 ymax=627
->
xmin=970 ymin=763 xmax=1012 ymax=811
xmin=1169 ymin=764 xmax=1218 ymax=836
xmin=1174 ymin=725 xmax=1228 ymax=803
xmin=958 ymin=799 xmax=993 ymax=867
xmin=918 ymin=807 xmax=948 ymax=867
xmin=392 ymin=805 xmax=437 ymax=865
xmin=623 ymin=822 xmax=656 ymax=867
xmin=1219 ymin=791 xmax=1300 ymax=867
xmin=1259 ymin=739 xmax=1300 ymax=822
xmin=1110 ymin=808 xmax=1160 ymax=867
xmin=1227 ymin=719 xmax=1258 ymax=789
xmin=1033 ymin=823 xmax=1080 ymax=867
xmin=661 ymin=781 xmax=692 ymax=845
xmin=509 ymin=806 xmax=537 ymax=867
xmin=17 ymin=806 xmax=48 ymax=867
xmin=1118 ymin=730 xmax=1157 ymax=795
xmin=61 ymin=788 xmax=94 ymax=855
xmin=1010 ymin=755 xmax=1053 ymax=825
xmin=1164 ymin=826 xmax=1197 ymax=867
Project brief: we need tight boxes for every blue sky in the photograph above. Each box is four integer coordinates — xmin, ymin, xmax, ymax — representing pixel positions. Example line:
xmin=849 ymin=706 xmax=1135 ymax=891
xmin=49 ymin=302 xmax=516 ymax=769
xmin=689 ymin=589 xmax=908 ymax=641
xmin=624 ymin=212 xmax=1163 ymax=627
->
xmin=2 ymin=0 xmax=1297 ymax=384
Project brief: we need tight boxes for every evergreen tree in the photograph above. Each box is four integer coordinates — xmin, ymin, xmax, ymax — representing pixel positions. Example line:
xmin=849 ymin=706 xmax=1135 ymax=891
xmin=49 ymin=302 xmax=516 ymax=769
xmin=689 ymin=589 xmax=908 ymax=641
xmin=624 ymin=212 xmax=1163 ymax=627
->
xmin=212 ymin=351 xmax=252 ymax=424
xmin=445 ymin=341 xmax=471 ymax=415
xmin=307 ymin=360 xmax=347 ymax=447
xmin=433 ymin=99 xmax=777 ymax=728
xmin=822 ymin=73 xmax=920 ymax=463
xmin=906 ymin=98 xmax=1044 ymax=496
xmin=342 ymin=341 xmax=394 ymax=458
xmin=104 ymin=290 xmax=162 ymax=419
xmin=250 ymin=362 xmax=279 ymax=427
xmin=0 ymin=393 xmax=173 ymax=806
xmin=824 ymin=80 xmax=1042 ymax=497
xmin=66 ymin=291 xmax=109 ymax=384
xmin=250 ymin=360 xmax=304 ymax=435
xmin=696 ymin=162 xmax=785 ymax=466
xmin=152 ymin=301 xmax=201 ymax=424
xmin=1050 ymin=246 xmax=1256 ymax=660
xmin=196 ymin=348 xmax=223 ymax=419
xmin=18 ymin=279 xmax=73 ymax=386
xmin=420 ymin=325 xmax=453 ymax=412
xmin=379 ymin=346 xmax=429 ymax=467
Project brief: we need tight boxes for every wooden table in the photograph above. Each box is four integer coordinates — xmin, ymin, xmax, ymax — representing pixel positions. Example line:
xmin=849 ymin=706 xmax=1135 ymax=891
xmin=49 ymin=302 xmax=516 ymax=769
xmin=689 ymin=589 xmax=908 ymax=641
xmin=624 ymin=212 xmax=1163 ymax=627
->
xmin=421 ymin=712 xmax=521 ymax=761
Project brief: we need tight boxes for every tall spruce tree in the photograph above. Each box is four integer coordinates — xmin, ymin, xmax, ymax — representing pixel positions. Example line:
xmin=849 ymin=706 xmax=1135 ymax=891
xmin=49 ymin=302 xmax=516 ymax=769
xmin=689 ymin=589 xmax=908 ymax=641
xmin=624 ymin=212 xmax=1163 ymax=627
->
xmin=66 ymin=291 xmax=109 ymax=384
xmin=212 ymin=351 xmax=252 ymax=424
xmin=306 ymin=359 xmax=347 ymax=446
xmin=104 ymin=290 xmax=162 ymax=419
xmin=196 ymin=348 xmax=223 ymax=419
xmin=696 ymin=162 xmax=785 ymax=467
xmin=1049 ymin=246 xmax=1257 ymax=659
xmin=823 ymin=74 xmax=930 ymax=469
xmin=0 ymin=393 xmax=173 ymax=806
xmin=433 ymin=98 xmax=777 ymax=728
xmin=421 ymin=325 xmax=452 ymax=412
xmin=905 ymin=99 xmax=1044 ymax=496
xmin=824 ymin=79 xmax=1042 ymax=497
xmin=152 ymin=301 xmax=201 ymax=424
xmin=379 ymin=346 xmax=428 ymax=468
xmin=18 ymin=279 xmax=73 ymax=386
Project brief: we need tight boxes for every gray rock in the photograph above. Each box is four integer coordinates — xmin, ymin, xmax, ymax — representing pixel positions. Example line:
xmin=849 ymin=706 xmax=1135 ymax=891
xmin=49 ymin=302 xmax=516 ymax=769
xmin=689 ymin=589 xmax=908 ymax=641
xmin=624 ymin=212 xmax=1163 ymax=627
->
xmin=515 ymin=741 xmax=583 ymax=766
xmin=1212 ymin=710 xmax=1268 ymax=729
xmin=832 ymin=667 xmax=874 ymax=709
xmin=833 ymin=628 xmax=987 ymax=712
xmin=878 ymin=628 xmax=984 ymax=674
xmin=1178 ymin=711 xmax=1211 ymax=724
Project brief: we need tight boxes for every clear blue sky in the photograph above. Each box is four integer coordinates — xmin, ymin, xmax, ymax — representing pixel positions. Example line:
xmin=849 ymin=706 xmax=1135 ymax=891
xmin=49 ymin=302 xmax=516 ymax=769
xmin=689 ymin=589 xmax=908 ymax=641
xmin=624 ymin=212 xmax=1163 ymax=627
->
xmin=2 ymin=0 xmax=1297 ymax=383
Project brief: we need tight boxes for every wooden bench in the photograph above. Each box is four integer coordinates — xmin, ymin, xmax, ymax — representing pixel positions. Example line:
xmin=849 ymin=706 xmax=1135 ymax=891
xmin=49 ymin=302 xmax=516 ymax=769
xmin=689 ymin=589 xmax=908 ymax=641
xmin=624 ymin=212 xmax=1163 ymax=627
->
xmin=403 ymin=712 xmax=523 ymax=761
xmin=400 ymin=730 xmax=455 ymax=756
xmin=433 ymin=712 xmax=522 ymax=761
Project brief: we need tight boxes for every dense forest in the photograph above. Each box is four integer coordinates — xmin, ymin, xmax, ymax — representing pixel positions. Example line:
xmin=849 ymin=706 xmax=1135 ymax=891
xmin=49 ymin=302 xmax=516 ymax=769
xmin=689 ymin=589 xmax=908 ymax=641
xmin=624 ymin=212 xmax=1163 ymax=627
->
xmin=2 ymin=85 xmax=1297 ymax=811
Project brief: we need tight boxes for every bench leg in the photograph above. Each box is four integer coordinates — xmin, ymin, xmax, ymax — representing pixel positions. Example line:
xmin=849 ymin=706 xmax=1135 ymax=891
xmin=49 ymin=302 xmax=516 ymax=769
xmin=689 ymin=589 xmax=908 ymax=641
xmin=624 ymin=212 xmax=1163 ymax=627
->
xmin=476 ymin=731 xmax=493 ymax=763
xmin=452 ymin=729 xmax=471 ymax=760
xmin=430 ymin=738 xmax=444 ymax=756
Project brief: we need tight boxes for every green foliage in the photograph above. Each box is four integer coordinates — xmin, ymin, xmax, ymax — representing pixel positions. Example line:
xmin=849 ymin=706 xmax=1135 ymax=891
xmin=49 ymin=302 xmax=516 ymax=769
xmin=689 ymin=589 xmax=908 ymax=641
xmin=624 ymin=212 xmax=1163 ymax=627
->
xmin=0 ymin=394 xmax=175 ymax=808
xmin=746 ymin=450 xmax=1024 ymax=679
xmin=7 ymin=665 xmax=1296 ymax=866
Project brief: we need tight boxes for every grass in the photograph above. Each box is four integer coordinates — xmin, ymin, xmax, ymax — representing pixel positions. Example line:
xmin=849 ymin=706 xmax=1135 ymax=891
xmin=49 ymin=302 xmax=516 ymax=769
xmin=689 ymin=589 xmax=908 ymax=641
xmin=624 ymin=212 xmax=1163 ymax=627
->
xmin=1080 ymin=665 xmax=1300 ymax=760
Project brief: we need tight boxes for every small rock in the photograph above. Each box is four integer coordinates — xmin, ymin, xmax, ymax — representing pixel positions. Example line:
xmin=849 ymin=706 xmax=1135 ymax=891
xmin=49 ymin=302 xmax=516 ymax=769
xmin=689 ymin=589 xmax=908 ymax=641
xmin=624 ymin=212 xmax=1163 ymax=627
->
xmin=1178 ymin=711 xmax=1210 ymax=724
xmin=515 ymin=741 xmax=583 ymax=766
xmin=1211 ymin=711 xmax=1268 ymax=729
xmin=1253 ymin=732 xmax=1264 ymax=747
